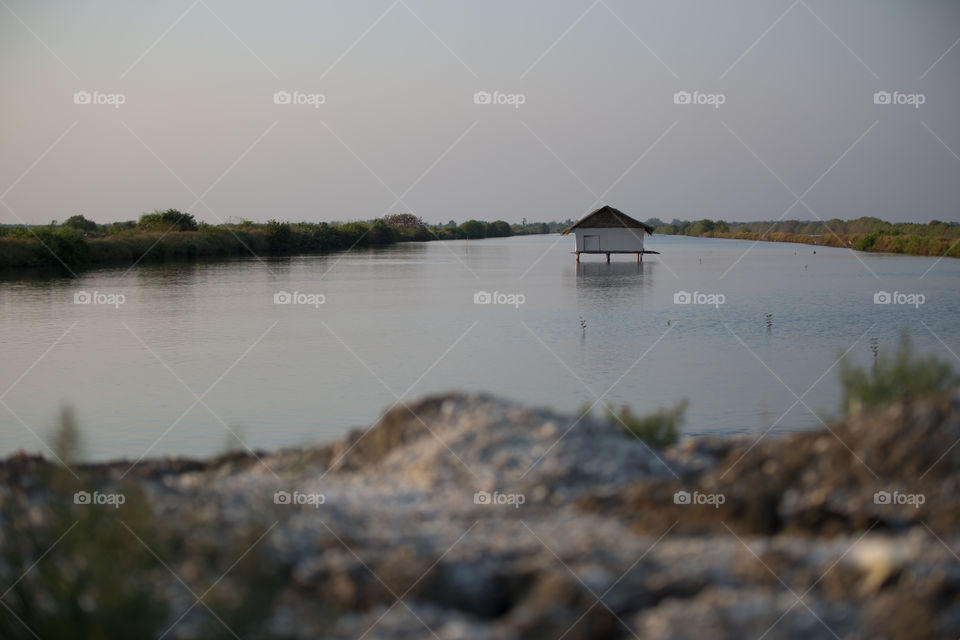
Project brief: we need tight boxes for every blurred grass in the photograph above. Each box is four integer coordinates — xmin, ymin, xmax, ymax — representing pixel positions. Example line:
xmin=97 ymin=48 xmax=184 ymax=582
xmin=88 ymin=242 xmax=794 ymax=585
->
xmin=840 ymin=331 xmax=958 ymax=415
xmin=0 ymin=409 xmax=288 ymax=639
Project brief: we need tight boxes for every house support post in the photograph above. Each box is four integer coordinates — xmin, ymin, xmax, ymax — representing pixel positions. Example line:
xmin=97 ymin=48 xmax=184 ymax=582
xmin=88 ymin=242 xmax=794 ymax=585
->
xmin=605 ymin=253 xmax=610 ymax=263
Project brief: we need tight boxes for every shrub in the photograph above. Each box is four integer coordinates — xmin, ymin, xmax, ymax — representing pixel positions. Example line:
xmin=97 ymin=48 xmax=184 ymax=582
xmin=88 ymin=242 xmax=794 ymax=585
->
xmin=459 ymin=219 xmax=485 ymax=239
xmin=604 ymin=400 xmax=687 ymax=448
xmin=367 ymin=218 xmax=399 ymax=245
xmin=62 ymin=214 xmax=98 ymax=232
xmin=0 ymin=409 xmax=288 ymax=639
xmin=484 ymin=220 xmax=512 ymax=237
xmin=337 ymin=221 xmax=370 ymax=247
xmin=137 ymin=209 xmax=198 ymax=232
xmin=265 ymin=219 xmax=295 ymax=253
xmin=32 ymin=226 xmax=91 ymax=269
xmin=840 ymin=331 xmax=958 ymax=415
xmin=382 ymin=213 xmax=425 ymax=230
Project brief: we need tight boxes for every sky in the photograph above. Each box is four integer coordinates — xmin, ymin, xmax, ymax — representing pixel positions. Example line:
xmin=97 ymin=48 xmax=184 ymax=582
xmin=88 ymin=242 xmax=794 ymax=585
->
xmin=1 ymin=0 xmax=958 ymax=226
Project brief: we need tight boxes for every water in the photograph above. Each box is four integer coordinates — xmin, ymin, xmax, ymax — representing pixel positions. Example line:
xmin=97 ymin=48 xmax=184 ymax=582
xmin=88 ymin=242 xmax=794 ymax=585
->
xmin=1 ymin=234 xmax=958 ymax=461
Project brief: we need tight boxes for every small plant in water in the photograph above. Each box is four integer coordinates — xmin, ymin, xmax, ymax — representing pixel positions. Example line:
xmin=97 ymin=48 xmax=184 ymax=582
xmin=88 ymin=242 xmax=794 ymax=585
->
xmin=764 ymin=313 xmax=773 ymax=331
xmin=604 ymin=400 xmax=687 ymax=448
xmin=840 ymin=331 xmax=958 ymax=415
xmin=869 ymin=337 xmax=880 ymax=368
xmin=579 ymin=317 xmax=587 ymax=332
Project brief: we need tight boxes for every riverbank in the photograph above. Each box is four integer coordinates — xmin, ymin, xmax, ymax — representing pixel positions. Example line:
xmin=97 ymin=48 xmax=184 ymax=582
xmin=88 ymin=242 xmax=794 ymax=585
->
xmin=705 ymin=230 xmax=960 ymax=258
xmin=0 ymin=216 xmax=555 ymax=272
xmin=3 ymin=391 xmax=958 ymax=639
xmin=648 ymin=217 xmax=960 ymax=258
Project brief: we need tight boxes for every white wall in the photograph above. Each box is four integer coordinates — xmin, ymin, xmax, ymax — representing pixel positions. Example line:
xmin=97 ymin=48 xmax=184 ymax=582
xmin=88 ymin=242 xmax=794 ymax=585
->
xmin=574 ymin=227 xmax=645 ymax=252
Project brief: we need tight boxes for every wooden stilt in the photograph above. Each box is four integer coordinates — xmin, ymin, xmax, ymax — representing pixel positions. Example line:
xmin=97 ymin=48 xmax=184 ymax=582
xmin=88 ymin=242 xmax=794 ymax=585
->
xmin=575 ymin=252 xmax=579 ymax=263
xmin=605 ymin=253 xmax=610 ymax=263
xmin=637 ymin=252 xmax=641 ymax=263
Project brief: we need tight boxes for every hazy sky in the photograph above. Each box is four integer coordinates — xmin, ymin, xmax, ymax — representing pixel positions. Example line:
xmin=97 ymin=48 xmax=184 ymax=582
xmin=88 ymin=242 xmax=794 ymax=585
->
xmin=1 ymin=0 xmax=958 ymax=225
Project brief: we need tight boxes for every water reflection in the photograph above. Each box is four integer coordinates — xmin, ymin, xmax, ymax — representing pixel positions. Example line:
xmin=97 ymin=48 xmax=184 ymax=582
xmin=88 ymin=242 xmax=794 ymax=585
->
xmin=571 ymin=261 xmax=652 ymax=288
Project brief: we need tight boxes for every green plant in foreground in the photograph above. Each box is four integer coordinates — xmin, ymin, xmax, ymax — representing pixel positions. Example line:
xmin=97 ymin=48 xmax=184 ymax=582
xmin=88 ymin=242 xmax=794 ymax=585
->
xmin=0 ymin=408 xmax=287 ymax=639
xmin=840 ymin=331 xmax=958 ymax=415
xmin=604 ymin=400 xmax=687 ymax=448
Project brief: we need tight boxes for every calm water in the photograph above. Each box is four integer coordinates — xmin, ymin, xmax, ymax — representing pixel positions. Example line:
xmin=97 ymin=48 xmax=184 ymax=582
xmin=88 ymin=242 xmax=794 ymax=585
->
xmin=1 ymin=234 xmax=958 ymax=461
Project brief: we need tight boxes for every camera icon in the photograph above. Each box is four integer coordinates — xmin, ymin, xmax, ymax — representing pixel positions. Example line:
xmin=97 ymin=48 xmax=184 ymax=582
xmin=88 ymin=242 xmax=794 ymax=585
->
xmin=273 ymin=91 xmax=292 ymax=105
xmin=673 ymin=291 xmax=692 ymax=305
xmin=73 ymin=91 xmax=92 ymax=105
xmin=673 ymin=490 xmax=691 ymax=505
xmin=673 ymin=91 xmax=691 ymax=105
xmin=473 ymin=91 xmax=492 ymax=105
xmin=74 ymin=291 xmax=92 ymax=304
xmin=873 ymin=91 xmax=891 ymax=105
xmin=274 ymin=490 xmax=291 ymax=505
xmin=274 ymin=291 xmax=292 ymax=305
xmin=873 ymin=291 xmax=891 ymax=305
xmin=873 ymin=490 xmax=891 ymax=505
xmin=474 ymin=291 xmax=492 ymax=305
xmin=74 ymin=491 xmax=91 ymax=505
xmin=473 ymin=490 xmax=491 ymax=505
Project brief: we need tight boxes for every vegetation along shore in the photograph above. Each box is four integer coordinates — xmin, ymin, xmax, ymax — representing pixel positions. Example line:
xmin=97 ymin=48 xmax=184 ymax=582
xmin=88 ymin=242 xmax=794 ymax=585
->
xmin=0 ymin=210 xmax=564 ymax=272
xmin=1 ymin=210 xmax=956 ymax=273
xmin=651 ymin=216 xmax=960 ymax=258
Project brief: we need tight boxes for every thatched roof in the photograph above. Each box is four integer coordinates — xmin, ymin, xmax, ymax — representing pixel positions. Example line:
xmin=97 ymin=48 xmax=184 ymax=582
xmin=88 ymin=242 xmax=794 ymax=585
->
xmin=560 ymin=206 xmax=654 ymax=236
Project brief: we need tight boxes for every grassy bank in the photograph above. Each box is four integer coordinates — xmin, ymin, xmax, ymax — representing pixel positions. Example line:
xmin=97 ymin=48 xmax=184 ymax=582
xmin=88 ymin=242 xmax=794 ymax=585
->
xmin=0 ymin=211 xmax=564 ymax=272
xmin=648 ymin=216 xmax=960 ymax=258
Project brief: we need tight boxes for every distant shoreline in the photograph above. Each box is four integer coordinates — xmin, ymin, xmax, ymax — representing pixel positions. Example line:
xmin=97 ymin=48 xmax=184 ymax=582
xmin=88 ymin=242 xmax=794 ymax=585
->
xmin=667 ymin=230 xmax=960 ymax=259
xmin=0 ymin=217 xmax=556 ymax=274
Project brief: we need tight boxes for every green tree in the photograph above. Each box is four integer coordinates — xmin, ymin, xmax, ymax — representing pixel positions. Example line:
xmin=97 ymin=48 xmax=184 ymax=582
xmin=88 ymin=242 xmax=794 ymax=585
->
xmin=63 ymin=214 xmax=98 ymax=232
xmin=686 ymin=219 xmax=716 ymax=236
xmin=137 ymin=209 xmax=198 ymax=232
xmin=459 ymin=219 xmax=485 ymax=239
xmin=484 ymin=220 xmax=511 ymax=237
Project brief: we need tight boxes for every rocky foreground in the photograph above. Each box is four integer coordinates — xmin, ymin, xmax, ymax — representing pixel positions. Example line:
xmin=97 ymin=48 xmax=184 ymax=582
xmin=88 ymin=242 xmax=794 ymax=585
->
xmin=3 ymin=393 xmax=960 ymax=639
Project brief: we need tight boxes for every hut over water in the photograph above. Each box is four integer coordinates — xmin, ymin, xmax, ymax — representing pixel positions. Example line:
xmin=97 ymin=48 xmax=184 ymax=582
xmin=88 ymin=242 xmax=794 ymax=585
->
xmin=561 ymin=205 xmax=660 ymax=262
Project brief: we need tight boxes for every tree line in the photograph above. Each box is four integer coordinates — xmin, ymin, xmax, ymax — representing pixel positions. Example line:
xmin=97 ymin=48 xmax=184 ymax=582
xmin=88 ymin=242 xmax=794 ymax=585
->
xmin=0 ymin=210 xmax=569 ymax=270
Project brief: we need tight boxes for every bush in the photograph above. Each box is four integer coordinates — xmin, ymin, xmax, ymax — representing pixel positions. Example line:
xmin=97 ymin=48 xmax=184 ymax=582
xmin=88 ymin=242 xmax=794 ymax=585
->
xmin=337 ymin=221 xmax=370 ymax=248
xmin=62 ymin=214 xmax=98 ymax=232
xmin=367 ymin=219 xmax=399 ymax=245
xmin=32 ymin=226 xmax=92 ymax=269
xmin=137 ymin=209 xmax=198 ymax=232
xmin=0 ymin=410 xmax=287 ymax=639
xmin=484 ymin=220 xmax=512 ymax=237
xmin=265 ymin=219 xmax=295 ymax=253
xmin=604 ymin=400 xmax=687 ymax=448
xmin=840 ymin=331 xmax=958 ymax=415
xmin=382 ymin=213 xmax=424 ymax=230
xmin=459 ymin=220 xmax=485 ymax=239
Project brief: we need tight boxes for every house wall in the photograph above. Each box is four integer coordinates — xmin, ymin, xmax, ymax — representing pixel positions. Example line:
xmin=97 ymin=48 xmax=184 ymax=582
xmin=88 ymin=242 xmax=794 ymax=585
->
xmin=574 ymin=227 xmax=645 ymax=252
